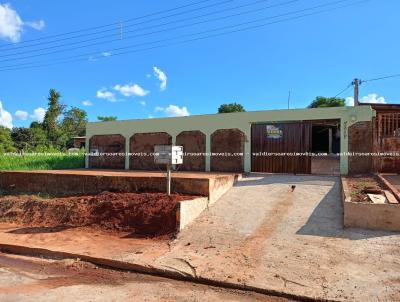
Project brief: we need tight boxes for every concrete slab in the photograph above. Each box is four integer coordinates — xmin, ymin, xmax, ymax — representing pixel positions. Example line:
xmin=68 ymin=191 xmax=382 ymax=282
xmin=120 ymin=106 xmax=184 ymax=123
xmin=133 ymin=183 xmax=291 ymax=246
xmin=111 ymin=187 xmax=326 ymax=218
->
xmin=156 ymin=174 xmax=400 ymax=301
xmin=0 ymin=169 xmax=239 ymax=199
xmin=1 ymin=174 xmax=399 ymax=301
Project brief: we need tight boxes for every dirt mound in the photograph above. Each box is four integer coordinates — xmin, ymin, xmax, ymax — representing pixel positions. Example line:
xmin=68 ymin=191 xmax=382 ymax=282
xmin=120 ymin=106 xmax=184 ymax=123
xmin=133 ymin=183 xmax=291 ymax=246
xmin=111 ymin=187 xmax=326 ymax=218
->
xmin=346 ymin=175 xmax=385 ymax=203
xmin=0 ymin=192 xmax=196 ymax=236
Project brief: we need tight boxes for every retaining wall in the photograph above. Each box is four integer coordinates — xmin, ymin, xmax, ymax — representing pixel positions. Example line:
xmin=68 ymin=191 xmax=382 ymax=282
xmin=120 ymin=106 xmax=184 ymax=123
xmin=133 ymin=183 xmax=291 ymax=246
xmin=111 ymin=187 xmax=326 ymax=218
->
xmin=342 ymin=177 xmax=400 ymax=232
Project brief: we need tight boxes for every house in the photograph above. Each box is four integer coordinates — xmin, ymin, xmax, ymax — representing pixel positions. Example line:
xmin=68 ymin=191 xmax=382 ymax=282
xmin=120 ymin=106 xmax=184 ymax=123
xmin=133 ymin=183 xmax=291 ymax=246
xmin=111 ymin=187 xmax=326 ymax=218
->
xmin=85 ymin=105 xmax=400 ymax=175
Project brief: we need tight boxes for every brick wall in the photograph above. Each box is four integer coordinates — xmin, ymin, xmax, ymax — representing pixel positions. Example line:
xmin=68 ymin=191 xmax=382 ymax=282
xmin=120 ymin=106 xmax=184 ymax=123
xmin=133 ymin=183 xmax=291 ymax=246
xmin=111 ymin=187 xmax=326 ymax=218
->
xmin=176 ymin=131 xmax=206 ymax=171
xmin=210 ymin=128 xmax=245 ymax=172
xmin=348 ymin=122 xmax=373 ymax=174
xmin=89 ymin=135 xmax=125 ymax=169
xmin=130 ymin=132 xmax=172 ymax=170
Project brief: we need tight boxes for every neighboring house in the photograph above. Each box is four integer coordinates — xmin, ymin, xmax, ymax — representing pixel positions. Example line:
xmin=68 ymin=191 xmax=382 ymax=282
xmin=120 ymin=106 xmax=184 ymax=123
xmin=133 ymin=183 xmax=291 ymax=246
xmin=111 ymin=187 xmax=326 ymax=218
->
xmin=72 ymin=136 xmax=86 ymax=149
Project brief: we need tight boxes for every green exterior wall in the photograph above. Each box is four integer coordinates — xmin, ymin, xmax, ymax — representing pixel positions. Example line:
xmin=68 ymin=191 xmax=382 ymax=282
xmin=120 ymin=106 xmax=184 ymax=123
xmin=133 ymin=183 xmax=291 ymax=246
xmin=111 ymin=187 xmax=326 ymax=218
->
xmin=86 ymin=106 xmax=375 ymax=175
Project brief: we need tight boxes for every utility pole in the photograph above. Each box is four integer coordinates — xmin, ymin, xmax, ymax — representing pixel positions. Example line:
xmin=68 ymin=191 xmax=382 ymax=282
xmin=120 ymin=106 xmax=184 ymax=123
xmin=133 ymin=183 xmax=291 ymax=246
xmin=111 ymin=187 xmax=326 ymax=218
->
xmin=352 ymin=78 xmax=361 ymax=106
xmin=287 ymin=90 xmax=291 ymax=109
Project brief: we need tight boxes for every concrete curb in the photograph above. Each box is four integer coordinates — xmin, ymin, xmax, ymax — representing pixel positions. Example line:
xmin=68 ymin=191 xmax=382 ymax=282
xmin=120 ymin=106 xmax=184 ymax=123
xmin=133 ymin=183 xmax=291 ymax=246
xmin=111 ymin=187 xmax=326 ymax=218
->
xmin=0 ymin=243 xmax=338 ymax=302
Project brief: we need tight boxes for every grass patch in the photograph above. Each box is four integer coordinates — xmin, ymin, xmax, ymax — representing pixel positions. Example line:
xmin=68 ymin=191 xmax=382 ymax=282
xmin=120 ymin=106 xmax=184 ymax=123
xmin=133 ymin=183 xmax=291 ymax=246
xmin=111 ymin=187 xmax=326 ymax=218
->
xmin=0 ymin=152 xmax=85 ymax=170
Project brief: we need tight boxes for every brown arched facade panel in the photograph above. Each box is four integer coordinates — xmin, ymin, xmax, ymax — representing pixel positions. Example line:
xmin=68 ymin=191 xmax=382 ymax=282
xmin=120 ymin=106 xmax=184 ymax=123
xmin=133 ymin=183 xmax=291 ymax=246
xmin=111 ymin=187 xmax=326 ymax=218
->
xmin=130 ymin=132 xmax=172 ymax=170
xmin=211 ymin=128 xmax=245 ymax=172
xmin=176 ymin=131 xmax=206 ymax=171
xmin=348 ymin=121 xmax=373 ymax=174
xmin=89 ymin=134 xmax=125 ymax=169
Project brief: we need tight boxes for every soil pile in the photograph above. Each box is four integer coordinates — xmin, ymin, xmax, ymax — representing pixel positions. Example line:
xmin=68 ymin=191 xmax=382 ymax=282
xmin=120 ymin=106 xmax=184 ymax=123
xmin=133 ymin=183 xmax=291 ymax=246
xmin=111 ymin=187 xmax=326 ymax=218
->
xmin=0 ymin=192 xmax=196 ymax=236
xmin=346 ymin=176 xmax=385 ymax=203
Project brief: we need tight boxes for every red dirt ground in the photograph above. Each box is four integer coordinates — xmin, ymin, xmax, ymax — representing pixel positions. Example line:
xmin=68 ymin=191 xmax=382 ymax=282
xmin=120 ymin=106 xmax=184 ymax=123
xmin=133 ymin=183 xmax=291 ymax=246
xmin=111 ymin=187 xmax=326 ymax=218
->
xmin=346 ymin=175 xmax=386 ymax=203
xmin=0 ymin=192 xmax=196 ymax=237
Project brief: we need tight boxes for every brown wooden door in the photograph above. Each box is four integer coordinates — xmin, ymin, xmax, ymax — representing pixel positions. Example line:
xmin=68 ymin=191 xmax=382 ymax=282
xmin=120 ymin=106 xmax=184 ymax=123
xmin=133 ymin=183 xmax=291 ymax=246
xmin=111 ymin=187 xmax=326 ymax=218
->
xmin=251 ymin=122 xmax=312 ymax=174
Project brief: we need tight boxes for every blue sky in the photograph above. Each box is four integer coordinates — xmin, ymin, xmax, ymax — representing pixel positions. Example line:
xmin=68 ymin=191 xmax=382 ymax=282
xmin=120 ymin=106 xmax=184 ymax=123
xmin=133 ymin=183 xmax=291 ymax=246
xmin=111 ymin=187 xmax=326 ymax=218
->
xmin=0 ymin=0 xmax=399 ymax=128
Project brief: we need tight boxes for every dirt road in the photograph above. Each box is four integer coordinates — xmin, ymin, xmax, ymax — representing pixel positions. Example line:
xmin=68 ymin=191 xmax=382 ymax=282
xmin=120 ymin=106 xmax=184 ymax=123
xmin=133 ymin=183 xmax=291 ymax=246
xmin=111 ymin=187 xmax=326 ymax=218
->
xmin=0 ymin=253 xmax=295 ymax=302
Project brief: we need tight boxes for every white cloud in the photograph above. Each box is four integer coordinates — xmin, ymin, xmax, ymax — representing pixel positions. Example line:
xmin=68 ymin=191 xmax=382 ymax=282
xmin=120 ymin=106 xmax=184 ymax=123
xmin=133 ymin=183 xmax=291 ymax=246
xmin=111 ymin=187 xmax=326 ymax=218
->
xmin=0 ymin=101 xmax=13 ymax=128
xmin=114 ymin=83 xmax=149 ymax=97
xmin=361 ymin=93 xmax=386 ymax=104
xmin=345 ymin=97 xmax=354 ymax=107
xmin=82 ymin=100 xmax=93 ymax=106
xmin=346 ymin=93 xmax=386 ymax=106
xmin=0 ymin=3 xmax=23 ymax=42
xmin=153 ymin=66 xmax=167 ymax=91
xmin=14 ymin=110 xmax=28 ymax=120
xmin=0 ymin=3 xmax=45 ymax=43
xmin=154 ymin=105 xmax=190 ymax=117
xmin=30 ymin=107 xmax=46 ymax=122
xmin=101 ymin=51 xmax=112 ymax=57
xmin=148 ymin=115 xmax=154 ymax=119
xmin=96 ymin=88 xmax=116 ymax=102
xmin=25 ymin=20 xmax=45 ymax=30
xmin=165 ymin=105 xmax=189 ymax=117
xmin=139 ymin=100 xmax=146 ymax=106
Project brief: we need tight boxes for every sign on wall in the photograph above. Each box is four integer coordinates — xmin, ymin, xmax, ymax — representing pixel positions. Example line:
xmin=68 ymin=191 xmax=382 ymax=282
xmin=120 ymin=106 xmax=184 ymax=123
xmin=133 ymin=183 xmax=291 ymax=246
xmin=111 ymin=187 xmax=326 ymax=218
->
xmin=265 ymin=125 xmax=283 ymax=139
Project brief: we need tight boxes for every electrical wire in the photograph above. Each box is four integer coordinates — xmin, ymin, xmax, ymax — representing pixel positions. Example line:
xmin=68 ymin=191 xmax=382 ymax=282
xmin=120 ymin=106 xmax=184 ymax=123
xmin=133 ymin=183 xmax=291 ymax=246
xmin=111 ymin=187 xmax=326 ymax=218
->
xmin=0 ymin=0 xmax=358 ymax=66
xmin=362 ymin=73 xmax=400 ymax=83
xmin=0 ymin=0 xmax=298 ymax=59
xmin=333 ymin=83 xmax=352 ymax=98
xmin=0 ymin=0 xmax=217 ymax=49
xmin=0 ymin=0 xmax=370 ymax=72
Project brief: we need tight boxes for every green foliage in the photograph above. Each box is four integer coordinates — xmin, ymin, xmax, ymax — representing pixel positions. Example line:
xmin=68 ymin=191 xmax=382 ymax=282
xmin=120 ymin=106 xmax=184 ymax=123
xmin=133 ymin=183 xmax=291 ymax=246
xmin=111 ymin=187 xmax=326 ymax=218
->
xmin=97 ymin=116 xmax=117 ymax=122
xmin=42 ymin=89 xmax=65 ymax=143
xmin=11 ymin=126 xmax=48 ymax=152
xmin=0 ymin=126 xmax=16 ymax=153
xmin=308 ymin=96 xmax=345 ymax=108
xmin=11 ymin=90 xmax=88 ymax=152
xmin=218 ymin=103 xmax=246 ymax=113
xmin=59 ymin=107 xmax=88 ymax=149
xmin=0 ymin=152 xmax=85 ymax=170
xmin=62 ymin=107 xmax=87 ymax=136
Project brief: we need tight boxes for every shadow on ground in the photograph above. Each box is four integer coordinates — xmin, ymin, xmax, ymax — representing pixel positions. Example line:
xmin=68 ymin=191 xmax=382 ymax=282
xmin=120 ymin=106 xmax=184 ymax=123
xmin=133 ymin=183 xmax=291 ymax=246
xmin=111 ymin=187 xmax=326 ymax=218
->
xmin=296 ymin=180 xmax=399 ymax=240
xmin=7 ymin=225 xmax=73 ymax=234
xmin=237 ymin=173 xmax=398 ymax=240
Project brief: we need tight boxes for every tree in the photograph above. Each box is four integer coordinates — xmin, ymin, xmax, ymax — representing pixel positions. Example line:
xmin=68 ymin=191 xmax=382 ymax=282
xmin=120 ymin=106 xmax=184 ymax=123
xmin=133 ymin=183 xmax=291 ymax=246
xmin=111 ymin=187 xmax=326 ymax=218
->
xmin=62 ymin=107 xmax=87 ymax=137
xmin=0 ymin=126 xmax=16 ymax=153
xmin=308 ymin=97 xmax=345 ymax=108
xmin=42 ymin=89 xmax=65 ymax=142
xmin=61 ymin=107 xmax=88 ymax=148
xmin=218 ymin=103 xmax=245 ymax=113
xmin=11 ymin=127 xmax=48 ymax=151
xmin=97 ymin=116 xmax=117 ymax=122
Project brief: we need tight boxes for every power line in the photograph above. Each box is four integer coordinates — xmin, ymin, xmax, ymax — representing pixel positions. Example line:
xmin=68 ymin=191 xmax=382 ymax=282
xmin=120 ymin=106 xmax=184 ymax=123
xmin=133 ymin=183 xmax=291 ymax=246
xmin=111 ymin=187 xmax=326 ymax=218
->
xmin=362 ymin=73 xmax=400 ymax=83
xmin=0 ymin=0 xmax=370 ymax=72
xmin=333 ymin=83 xmax=352 ymax=98
xmin=0 ymin=0 xmax=297 ymax=59
xmin=0 ymin=0 xmax=216 ymax=49
xmin=0 ymin=0 xmax=357 ymax=65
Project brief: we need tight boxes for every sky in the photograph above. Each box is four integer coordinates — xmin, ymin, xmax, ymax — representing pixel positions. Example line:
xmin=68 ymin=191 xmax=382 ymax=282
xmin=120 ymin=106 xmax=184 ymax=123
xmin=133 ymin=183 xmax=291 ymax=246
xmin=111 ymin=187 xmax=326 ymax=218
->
xmin=0 ymin=0 xmax=399 ymax=129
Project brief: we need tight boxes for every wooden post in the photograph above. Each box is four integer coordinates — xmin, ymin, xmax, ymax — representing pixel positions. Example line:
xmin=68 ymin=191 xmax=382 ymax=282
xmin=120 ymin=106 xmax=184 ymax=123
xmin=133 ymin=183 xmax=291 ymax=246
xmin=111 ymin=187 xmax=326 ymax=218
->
xmin=328 ymin=128 xmax=333 ymax=154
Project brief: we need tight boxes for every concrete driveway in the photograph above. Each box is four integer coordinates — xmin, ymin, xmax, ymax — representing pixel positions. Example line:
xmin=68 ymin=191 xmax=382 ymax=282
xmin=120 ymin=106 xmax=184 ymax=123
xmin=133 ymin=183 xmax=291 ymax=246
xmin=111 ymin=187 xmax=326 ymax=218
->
xmin=157 ymin=174 xmax=400 ymax=301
